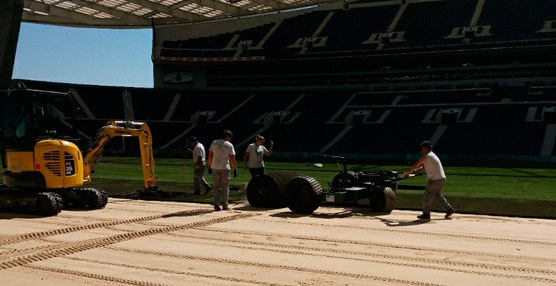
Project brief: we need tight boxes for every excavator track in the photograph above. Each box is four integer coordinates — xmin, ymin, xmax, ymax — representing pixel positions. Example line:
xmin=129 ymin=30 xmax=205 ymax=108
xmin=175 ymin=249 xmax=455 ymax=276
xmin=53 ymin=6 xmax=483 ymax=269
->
xmin=0 ymin=186 xmax=63 ymax=216
xmin=58 ymin=188 xmax=108 ymax=209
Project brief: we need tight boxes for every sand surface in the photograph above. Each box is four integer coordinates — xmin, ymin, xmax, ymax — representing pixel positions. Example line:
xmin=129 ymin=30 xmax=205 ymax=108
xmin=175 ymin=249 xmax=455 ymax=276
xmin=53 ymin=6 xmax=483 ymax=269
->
xmin=1 ymin=198 xmax=555 ymax=286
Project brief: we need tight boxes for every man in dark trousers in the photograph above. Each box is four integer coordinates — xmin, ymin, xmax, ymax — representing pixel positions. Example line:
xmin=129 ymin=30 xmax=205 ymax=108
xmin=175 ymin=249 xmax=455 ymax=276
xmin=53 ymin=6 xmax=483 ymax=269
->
xmin=188 ymin=136 xmax=211 ymax=195
xmin=405 ymin=140 xmax=455 ymax=220
xmin=207 ymin=130 xmax=238 ymax=211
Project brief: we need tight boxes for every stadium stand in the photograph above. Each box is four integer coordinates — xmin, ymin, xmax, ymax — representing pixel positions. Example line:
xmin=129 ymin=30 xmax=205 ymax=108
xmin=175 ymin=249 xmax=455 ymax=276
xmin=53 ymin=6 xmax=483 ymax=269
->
xmin=317 ymin=5 xmax=398 ymax=52
xmin=12 ymin=0 xmax=556 ymax=164
xmin=476 ymin=0 xmax=556 ymax=42
xmin=156 ymin=0 xmax=556 ymax=62
xmin=13 ymin=78 xmax=554 ymax=164
xmin=386 ymin=0 xmax=474 ymax=48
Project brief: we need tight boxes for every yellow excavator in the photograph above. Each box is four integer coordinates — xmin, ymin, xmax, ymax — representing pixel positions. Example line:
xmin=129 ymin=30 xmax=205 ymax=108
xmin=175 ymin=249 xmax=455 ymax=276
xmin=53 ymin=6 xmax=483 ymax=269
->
xmin=0 ymin=85 xmax=158 ymax=216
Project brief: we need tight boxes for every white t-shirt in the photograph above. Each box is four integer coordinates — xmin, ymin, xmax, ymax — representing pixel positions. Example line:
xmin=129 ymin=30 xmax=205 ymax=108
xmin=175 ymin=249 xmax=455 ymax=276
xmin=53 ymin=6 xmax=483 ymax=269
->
xmin=192 ymin=143 xmax=206 ymax=164
xmin=209 ymin=139 xmax=235 ymax=170
xmin=423 ymin=151 xmax=446 ymax=180
xmin=246 ymin=143 xmax=268 ymax=168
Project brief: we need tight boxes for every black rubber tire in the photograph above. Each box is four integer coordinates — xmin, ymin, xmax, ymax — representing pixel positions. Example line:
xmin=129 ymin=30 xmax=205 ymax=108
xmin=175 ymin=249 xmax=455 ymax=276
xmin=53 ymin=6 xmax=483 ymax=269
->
xmin=284 ymin=176 xmax=322 ymax=214
xmin=62 ymin=188 xmax=108 ymax=209
xmin=331 ymin=171 xmax=358 ymax=190
xmin=35 ymin=192 xmax=63 ymax=216
xmin=246 ymin=172 xmax=297 ymax=208
xmin=369 ymin=187 xmax=396 ymax=212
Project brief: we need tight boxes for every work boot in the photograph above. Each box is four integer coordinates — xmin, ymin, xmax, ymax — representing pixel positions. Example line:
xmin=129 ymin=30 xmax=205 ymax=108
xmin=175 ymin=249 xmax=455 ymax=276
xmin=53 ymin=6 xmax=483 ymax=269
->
xmin=445 ymin=209 xmax=455 ymax=219
xmin=214 ymin=205 xmax=221 ymax=211
xmin=417 ymin=213 xmax=431 ymax=220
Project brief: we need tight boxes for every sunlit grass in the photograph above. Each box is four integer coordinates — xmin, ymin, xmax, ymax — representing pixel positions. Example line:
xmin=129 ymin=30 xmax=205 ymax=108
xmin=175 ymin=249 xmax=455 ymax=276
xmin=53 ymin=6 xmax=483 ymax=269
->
xmin=91 ymin=156 xmax=556 ymax=201
xmin=22 ymin=155 xmax=550 ymax=218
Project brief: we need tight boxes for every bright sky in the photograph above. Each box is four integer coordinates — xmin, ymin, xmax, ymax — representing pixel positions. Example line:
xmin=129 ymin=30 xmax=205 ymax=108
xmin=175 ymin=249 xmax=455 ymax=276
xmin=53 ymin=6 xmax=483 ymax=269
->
xmin=13 ymin=23 xmax=153 ymax=88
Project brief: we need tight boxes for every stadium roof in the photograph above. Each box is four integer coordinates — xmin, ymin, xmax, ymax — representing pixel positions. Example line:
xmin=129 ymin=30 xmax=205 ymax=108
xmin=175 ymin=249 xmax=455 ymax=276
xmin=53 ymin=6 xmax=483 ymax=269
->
xmin=21 ymin=0 xmax=338 ymax=28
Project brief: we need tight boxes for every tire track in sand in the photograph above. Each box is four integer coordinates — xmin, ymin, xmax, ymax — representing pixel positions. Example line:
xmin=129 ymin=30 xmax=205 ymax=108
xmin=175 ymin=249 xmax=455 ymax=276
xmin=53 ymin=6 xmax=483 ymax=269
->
xmin=74 ymin=247 xmax=449 ymax=286
xmin=162 ymin=234 xmax=556 ymax=284
xmin=196 ymin=226 xmax=556 ymax=265
xmin=251 ymin=217 xmax=556 ymax=246
xmin=0 ymin=213 xmax=257 ymax=270
xmin=0 ymin=209 xmax=211 ymax=248
xmin=162 ymin=231 xmax=556 ymax=277
xmin=28 ymin=257 xmax=292 ymax=286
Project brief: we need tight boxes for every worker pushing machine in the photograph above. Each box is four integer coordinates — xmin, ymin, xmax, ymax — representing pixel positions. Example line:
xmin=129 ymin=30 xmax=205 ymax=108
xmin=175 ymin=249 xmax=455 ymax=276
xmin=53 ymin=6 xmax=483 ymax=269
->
xmin=405 ymin=140 xmax=455 ymax=220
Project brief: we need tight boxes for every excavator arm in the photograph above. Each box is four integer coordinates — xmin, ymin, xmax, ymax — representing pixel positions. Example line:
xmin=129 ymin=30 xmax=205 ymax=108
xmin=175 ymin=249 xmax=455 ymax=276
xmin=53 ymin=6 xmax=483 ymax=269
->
xmin=83 ymin=121 xmax=158 ymax=191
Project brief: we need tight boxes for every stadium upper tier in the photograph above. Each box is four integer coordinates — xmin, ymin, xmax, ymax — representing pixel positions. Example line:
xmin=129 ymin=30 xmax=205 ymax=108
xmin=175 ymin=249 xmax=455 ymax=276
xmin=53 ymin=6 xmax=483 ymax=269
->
xmin=15 ymin=79 xmax=556 ymax=164
xmin=150 ymin=0 xmax=556 ymax=89
xmin=156 ymin=0 xmax=556 ymax=60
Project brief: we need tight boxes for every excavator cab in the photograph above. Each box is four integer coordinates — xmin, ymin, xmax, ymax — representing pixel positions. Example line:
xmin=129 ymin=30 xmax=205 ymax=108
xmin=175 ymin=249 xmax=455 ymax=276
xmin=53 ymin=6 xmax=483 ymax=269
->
xmin=1 ymin=87 xmax=84 ymax=188
xmin=1 ymin=86 xmax=80 ymax=148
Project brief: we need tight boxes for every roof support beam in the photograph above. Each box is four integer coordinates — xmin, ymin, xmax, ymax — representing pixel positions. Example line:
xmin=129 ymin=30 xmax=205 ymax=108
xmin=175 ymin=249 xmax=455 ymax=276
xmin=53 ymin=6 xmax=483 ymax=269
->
xmin=19 ymin=0 xmax=336 ymax=27
xmin=243 ymin=0 xmax=287 ymax=9
xmin=171 ymin=0 xmax=239 ymax=15
xmin=23 ymin=0 xmax=156 ymax=27
xmin=71 ymin=0 xmax=145 ymax=23
xmin=24 ymin=0 xmax=96 ymax=25
xmin=124 ymin=0 xmax=206 ymax=21
xmin=23 ymin=13 xmax=152 ymax=27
